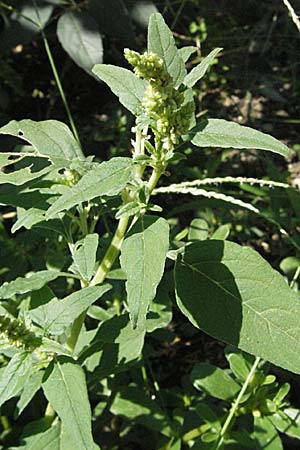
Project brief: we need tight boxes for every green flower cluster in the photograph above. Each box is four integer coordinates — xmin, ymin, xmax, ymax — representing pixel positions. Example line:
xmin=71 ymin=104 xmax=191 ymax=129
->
xmin=124 ymin=49 xmax=194 ymax=152
xmin=0 ymin=315 xmax=41 ymax=351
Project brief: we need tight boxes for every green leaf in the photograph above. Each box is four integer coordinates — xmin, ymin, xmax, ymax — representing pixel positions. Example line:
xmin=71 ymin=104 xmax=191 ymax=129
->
xmin=188 ymin=218 xmax=209 ymax=241
xmin=92 ymin=64 xmax=147 ymax=115
xmin=0 ymin=120 xmax=84 ymax=164
xmin=0 ymin=270 xmax=61 ymax=299
xmin=16 ymin=369 xmax=44 ymax=416
xmin=146 ymin=288 xmax=172 ymax=333
xmin=0 ymin=164 xmax=53 ymax=186
xmin=190 ymin=119 xmax=290 ymax=157
xmin=16 ymin=421 xmax=62 ymax=450
xmin=30 ymin=284 xmax=111 ymax=336
xmin=184 ymin=48 xmax=222 ymax=88
xmin=42 ymin=358 xmax=97 ymax=450
xmin=211 ymin=224 xmax=230 ymax=240
xmin=175 ymin=240 xmax=300 ymax=374
xmin=57 ymin=11 xmax=103 ymax=76
xmin=120 ymin=215 xmax=169 ymax=328
xmin=110 ymin=386 xmax=171 ymax=435
xmin=147 ymin=13 xmax=186 ymax=86
xmin=178 ymin=46 xmax=197 ymax=63
xmin=71 ymin=234 xmax=99 ymax=282
xmin=253 ymin=416 xmax=283 ymax=449
xmin=270 ymin=408 xmax=300 ymax=439
xmin=46 ymin=157 xmax=134 ymax=218
xmin=191 ymin=362 xmax=240 ymax=401
xmin=0 ymin=352 xmax=32 ymax=407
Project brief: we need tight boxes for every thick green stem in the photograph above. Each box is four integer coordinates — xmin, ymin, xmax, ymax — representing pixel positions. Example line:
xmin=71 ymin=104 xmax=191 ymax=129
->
xmin=90 ymin=216 xmax=129 ymax=286
xmin=215 ymin=357 xmax=261 ymax=450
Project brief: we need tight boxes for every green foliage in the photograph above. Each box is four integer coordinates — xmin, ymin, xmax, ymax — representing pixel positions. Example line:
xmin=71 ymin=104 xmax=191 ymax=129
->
xmin=0 ymin=9 xmax=298 ymax=450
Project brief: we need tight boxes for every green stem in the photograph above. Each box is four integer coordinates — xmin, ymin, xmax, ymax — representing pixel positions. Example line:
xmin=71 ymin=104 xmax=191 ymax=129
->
xmin=215 ymin=357 xmax=261 ymax=450
xmin=41 ymin=30 xmax=82 ymax=148
xmin=290 ymin=264 xmax=300 ymax=289
xmin=90 ymin=216 xmax=130 ymax=286
xmin=44 ymin=402 xmax=56 ymax=425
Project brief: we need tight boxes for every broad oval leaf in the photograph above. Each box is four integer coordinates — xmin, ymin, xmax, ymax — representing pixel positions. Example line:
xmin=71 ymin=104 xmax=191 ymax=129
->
xmin=147 ymin=13 xmax=186 ymax=87
xmin=57 ymin=11 xmax=103 ymax=76
xmin=92 ymin=64 xmax=147 ymax=115
xmin=184 ymin=48 xmax=222 ymax=88
xmin=46 ymin=157 xmax=134 ymax=218
xmin=42 ymin=358 xmax=97 ymax=450
xmin=0 ymin=119 xmax=84 ymax=164
xmin=175 ymin=240 xmax=300 ymax=374
xmin=190 ymin=119 xmax=290 ymax=157
xmin=120 ymin=215 xmax=169 ymax=328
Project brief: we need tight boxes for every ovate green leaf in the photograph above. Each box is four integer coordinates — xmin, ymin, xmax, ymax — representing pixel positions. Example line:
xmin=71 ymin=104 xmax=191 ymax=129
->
xmin=148 ymin=13 xmax=186 ymax=86
xmin=175 ymin=240 xmax=300 ymax=374
xmin=0 ymin=119 xmax=84 ymax=164
xmin=120 ymin=216 xmax=169 ymax=328
xmin=92 ymin=65 xmax=147 ymax=115
xmin=42 ymin=358 xmax=96 ymax=450
xmin=57 ymin=11 xmax=103 ymax=76
xmin=0 ymin=352 xmax=32 ymax=407
xmin=30 ymin=284 xmax=111 ymax=336
xmin=190 ymin=119 xmax=290 ymax=157
xmin=46 ymin=157 xmax=134 ymax=218
xmin=184 ymin=48 xmax=222 ymax=88
xmin=0 ymin=270 xmax=61 ymax=299
xmin=191 ymin=362 xmax=240 ymax=401
xmin=178 ymin=46 xmax=197 ymax=63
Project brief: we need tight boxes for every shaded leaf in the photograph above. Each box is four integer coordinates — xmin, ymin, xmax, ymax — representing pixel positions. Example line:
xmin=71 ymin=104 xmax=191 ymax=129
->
xmin=57 ymin=11 xmax=103 ymax=76
xmin=175 ymin=240 xmax=300 ymax=374
xmin=16 ymin=370 xmax=44 ymax=416
xmin=253 ymin=416 xmax=283 ymax=449
xmin=71 ymin=234 xmax=99 ymax=282
xmin=178 ymin=46 xmax=197 ymax=63
xmin=0 ymin=352 xmax=32 ymax=407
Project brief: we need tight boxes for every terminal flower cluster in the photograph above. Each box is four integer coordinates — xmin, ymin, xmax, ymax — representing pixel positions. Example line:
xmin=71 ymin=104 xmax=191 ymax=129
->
xmin=124 ymin=49 xmax=194 ymax=152
xmin=0 ymin=315 xmax=41 ymax=351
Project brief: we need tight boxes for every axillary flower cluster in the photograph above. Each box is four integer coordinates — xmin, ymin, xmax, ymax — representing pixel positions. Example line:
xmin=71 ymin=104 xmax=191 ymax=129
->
xmin=0 ymin=315 xmax=41 ymax=351
xmin=124 ymin=49 xmax=194 ymax=153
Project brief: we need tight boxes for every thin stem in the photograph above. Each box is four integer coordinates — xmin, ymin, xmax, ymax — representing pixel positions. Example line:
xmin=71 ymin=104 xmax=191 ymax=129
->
xmin=290 ymin=264 xmax=300 ymax=289
xmin=41 ymin=30 xmax=82 ymax=148
xmin=215 ymin=357 xmax=261 ymax=450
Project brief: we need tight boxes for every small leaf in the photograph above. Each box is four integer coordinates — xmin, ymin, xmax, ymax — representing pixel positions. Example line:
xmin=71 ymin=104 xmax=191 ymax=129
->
xmin=178 ymin=46 xmax=197 ymax=63
xmin=120 ymin=215 xmax=169 ymax=328
xmin=72 ymin=234 xmax=99 ymax=282
xmin=211 ymin=224 xmax=230 ymax=240
xmin=0 ymin=352 xmax=32 ymax=407
xmin=188 ymin=218 xmax=209 ymax=241
xmin=253 ymin=416 xmax=283 ymax=449
xmin=0 ymin=120 xmax=84 ymax=164
xmin=57 ymin=11 xmax=103 ymax=76
xmin=30 ymin=284 xmax=111 ymax=336
xmin=175 ymin=240 xmax=300 ymax=374
xmin=92 ymin=64 xmax=147 ymax=115
xmin=46 ymin=157 xmax=134 ymax=218
xmin=184 ymin=48 xmax=222 ymax=88
xmin=147 ymin=13 xmax=186 ymax=86
xmin=0 ymin=270 xmax=61 ymax=299
xmin=42 ymin=358 xmax=96 ymax=450
xmin=191 ymin=362 xmax=240 ymax=401
xmin=190 ymin=119 xmax=290 ymax=157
